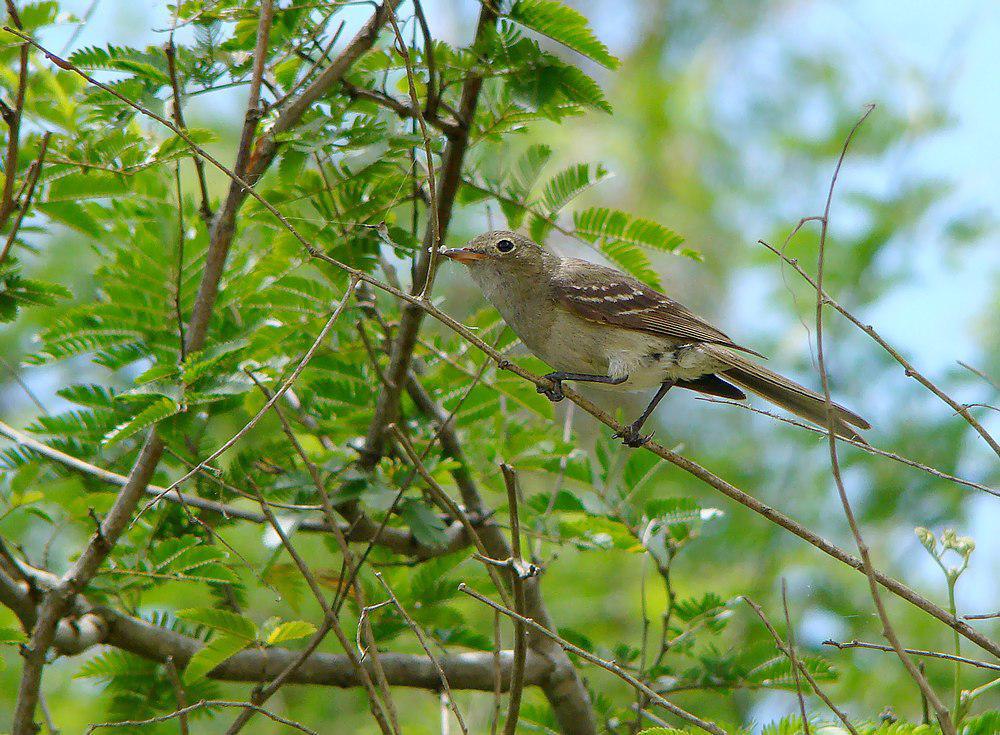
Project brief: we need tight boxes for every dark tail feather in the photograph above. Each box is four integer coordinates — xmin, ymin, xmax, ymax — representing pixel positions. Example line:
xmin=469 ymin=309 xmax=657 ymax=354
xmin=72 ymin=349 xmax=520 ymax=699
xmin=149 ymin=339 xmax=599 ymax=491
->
xmin=701 ymin=345 xmax=870 ymax=441
xmin=676 ymin=374 xmax=746 ymax=400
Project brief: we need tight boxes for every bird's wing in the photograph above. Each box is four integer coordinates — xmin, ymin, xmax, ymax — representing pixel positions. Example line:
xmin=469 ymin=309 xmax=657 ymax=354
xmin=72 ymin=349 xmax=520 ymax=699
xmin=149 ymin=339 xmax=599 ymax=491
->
xmin=551 ymin=259 xmax=762 ymax=356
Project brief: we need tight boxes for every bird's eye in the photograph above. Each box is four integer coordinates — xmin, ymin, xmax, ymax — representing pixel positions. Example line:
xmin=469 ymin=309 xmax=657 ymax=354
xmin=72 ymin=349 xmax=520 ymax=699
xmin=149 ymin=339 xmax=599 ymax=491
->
xmin=496 ymin=238 xmax=515 ymax=253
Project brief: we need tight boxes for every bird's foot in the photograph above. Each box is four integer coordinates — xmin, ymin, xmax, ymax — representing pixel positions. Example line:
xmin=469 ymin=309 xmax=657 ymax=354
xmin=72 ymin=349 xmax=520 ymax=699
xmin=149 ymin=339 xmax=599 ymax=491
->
xmin=614 ymin=423 xmax=654 ymax=448
xmin=537 ymin=374 xmax=565 ymax=402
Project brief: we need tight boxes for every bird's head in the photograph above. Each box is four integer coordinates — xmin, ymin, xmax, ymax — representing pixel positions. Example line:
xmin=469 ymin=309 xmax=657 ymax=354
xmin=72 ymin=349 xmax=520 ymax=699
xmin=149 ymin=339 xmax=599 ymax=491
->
xmin=442 ymin=230 xmax=556 ymax=283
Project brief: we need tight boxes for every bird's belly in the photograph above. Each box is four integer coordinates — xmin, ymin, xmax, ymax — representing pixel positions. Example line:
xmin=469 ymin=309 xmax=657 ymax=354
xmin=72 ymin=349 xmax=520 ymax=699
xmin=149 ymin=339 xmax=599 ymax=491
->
xmin=519 ymin=310 xmax=724 ymax=391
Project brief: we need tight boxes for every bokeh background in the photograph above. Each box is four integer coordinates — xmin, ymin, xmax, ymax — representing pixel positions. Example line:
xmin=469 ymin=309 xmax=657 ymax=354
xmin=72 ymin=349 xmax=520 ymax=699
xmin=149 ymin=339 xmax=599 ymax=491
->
xmin=1 ymin=0 xmax=998 ymax=731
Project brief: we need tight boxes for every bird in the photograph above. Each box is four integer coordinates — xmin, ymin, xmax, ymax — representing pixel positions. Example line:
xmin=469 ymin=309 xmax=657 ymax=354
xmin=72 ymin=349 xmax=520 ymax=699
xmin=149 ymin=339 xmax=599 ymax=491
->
xmin=442 ymin=230 xmax=869 ymax=447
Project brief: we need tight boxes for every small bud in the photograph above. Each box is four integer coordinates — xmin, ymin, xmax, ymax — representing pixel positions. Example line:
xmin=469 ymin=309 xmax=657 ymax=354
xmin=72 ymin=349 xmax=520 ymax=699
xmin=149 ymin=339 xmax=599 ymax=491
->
xmin=914 ymin=526 xmax=936 ymax=554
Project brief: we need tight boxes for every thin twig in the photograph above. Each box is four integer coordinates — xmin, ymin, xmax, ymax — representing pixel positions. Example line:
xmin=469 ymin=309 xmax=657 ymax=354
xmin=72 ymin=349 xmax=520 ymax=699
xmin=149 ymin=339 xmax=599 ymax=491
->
xmin=781 ymin=581 xmax=811 ymax=735
xmin=172 ymin=163 xmax=187 ymax=360
xmin=0 ymin=132 xmax=51 ymax=267
xmin=164 ymin=39 xmax=212 ymax=223
xmin=694 ymin=397 xmax=997 ymax=497
xmin=460 ymin=584 xmax=726 ymax=735
xmin=823 ymin=639 xmax=1000 ymax=672
xmin=86 ymin=700 xmax=319 ymax=735
xmin=758 ymin=238 xmax=1000 ymax=457
xmin=373 ymin=572 xmax=469 ymax=735
xmin=809 ymin=104 xmax=954 ymax=735
xmin=743 ymin=597 xmax=859 ymax=735
xmin=386 ymin=8 xmax=440 ymax=295
xmin=964 ymin=611 xmax=1000 ymax=621
xmin=163 ymin=656 xmax=190 ymax=735
xmin=500 ymin=463 xmax=527 ymax=735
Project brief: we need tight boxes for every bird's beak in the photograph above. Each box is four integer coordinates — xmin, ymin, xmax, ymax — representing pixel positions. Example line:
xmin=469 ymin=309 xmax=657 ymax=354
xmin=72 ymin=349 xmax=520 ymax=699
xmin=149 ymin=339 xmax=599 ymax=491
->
xmin=442 ymin=247 xmax=490 ymax=264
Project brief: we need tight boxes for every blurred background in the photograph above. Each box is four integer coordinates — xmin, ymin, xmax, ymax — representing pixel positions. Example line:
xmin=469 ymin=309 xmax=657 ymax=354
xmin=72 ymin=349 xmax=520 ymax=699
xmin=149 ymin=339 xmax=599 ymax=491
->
xmin=2 ymin=0 xmax=998 ymax=731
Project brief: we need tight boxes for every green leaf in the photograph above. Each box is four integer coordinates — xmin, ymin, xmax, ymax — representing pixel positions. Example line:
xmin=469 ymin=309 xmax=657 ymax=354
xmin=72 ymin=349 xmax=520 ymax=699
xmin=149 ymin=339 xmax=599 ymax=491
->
xmin=183 ymin=633 xmax=249 ymax=683
xmin=539 ymin=162 xmax=609 ymax=216
xmin=266 ymin=620 xmax=317 ymax=645
xmin=399 ymin=499 xmax=448 ymax=549
xmin=102 ymin=396 xmax=180 ymax=445
xmin=573 ymin=207 xmax=687 ymax=254
xmin=0 ymin=263 xmax=71 ymax=322
xmin=176 ymin=608 xmax=257 ymax=641
xmin=508 ymin=0 xmax=619 ymax=69
xmin=0 ymin=626 xmax=26 ymax=644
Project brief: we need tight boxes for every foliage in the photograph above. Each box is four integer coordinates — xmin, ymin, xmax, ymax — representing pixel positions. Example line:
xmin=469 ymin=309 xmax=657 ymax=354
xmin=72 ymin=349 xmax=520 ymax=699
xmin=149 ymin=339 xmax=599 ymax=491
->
xmin=0 ymin=0 xmax=996 ymax=733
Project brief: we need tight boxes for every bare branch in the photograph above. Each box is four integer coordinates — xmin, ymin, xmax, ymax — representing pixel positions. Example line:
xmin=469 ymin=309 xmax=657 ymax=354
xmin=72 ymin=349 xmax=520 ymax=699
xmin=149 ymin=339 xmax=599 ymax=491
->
xmin=744 ymin=596 xmax=859 ymax=735
xmin=374 ymin=572 xmax=469 ymax=735
xmin=163 ymin=657 xmax=190 ymax=735
xmin=0 ymin=132 xmax=50 ymax=268
xmin=87 ymin=700 xmax=319 ymax=735
xmin=0 ymin=4 xmax=28 ymax=230
xmin=164 ymin=39 xmax=212 ymax=223
xmin=823 ymin=639 xmax=1000 ymax=672
xmin=500 ymin=463 xmax=527 ymax=735
xmin=810 ymin=104 xmax=954 ymax=734
xmin=758 ymin=236 xmax=1000 ymax=458
xmin=694 ymin=397 xmax=997 ymax=497
xmin=781 ymin=581 xmax=811 ymax=735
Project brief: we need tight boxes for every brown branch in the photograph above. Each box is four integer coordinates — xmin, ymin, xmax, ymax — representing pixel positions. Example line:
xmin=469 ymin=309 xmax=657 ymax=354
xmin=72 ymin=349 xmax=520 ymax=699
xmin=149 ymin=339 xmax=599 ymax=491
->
xmin=0 ymin=566 xmax=554 ymax=691
xmin=343 ymin=82 xmax=461 ymax=137
xmin=758 ymin=237 xmax=1000 ymax=458
xmin=163 ymin=657 xmax=190 ymax=735
xmin=386 ymin=7 xmax=440 ymax=300
xmin=87 ymin=700 xmax=318 ymax=735
xmin=0 ymin=5 xmax=28 ymax=230
xmin=164 ymin=38 xmax=212 ymax=223
xmin=373 ymin=572 xmax=469 ymax=735
xmin=823 ymin=639 xmax=1000 ymax=672
xmin=460 ymin=584 xmax=726 ymax=735
xmin=810 ymin=104 xmax=954 ymax=734
xmin=500 ymin=463 xmax=527 ymax=735
xmin=694 ymin=398 xmax=997 ymax=497
xmin=0 ymin=131 xmax=50 ymax=267
xmin=780 ymin=581 xmax=811 ymax=735
xmin=743 ymin=596 xmax=858 ymax=735
xmin=171 ymin=163 xmax=187 ymax=360
xmin=357 ymin=3 xmax=496 ymax=470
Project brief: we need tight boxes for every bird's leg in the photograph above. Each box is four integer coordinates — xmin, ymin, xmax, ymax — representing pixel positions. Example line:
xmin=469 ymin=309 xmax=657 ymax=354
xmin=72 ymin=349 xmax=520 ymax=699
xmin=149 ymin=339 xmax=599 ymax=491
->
xmin=537 ymin=372 xmax=628 ymax=402
xmin=615 ymin=380 xmax=675 ymax=447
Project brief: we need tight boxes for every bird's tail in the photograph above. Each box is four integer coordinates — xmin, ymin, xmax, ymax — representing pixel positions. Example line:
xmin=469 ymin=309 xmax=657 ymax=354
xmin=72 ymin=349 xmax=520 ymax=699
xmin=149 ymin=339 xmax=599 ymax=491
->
xmin=702 ymin=345 xmax=870 ymax=441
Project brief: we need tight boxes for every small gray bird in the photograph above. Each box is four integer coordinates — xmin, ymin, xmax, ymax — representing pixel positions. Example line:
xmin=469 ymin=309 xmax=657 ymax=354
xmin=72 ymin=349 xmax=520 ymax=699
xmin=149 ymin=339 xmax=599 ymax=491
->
xmin=443 ymin=230 xmax=869 ymax=446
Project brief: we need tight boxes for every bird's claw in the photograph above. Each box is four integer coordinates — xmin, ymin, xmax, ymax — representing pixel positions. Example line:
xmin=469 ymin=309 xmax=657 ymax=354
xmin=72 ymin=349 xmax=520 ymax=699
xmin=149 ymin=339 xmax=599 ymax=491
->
xmin=537 ymin=380 xmax=564 ymax=402
xmin=614 ymin=424 xmax=654 ymax=448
